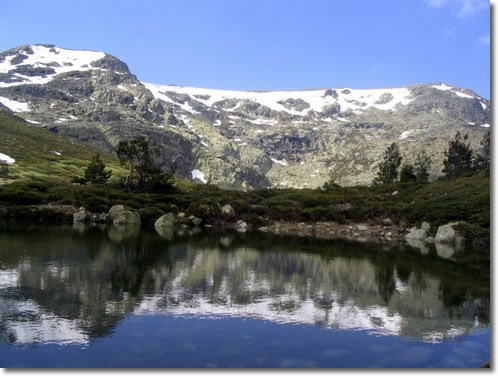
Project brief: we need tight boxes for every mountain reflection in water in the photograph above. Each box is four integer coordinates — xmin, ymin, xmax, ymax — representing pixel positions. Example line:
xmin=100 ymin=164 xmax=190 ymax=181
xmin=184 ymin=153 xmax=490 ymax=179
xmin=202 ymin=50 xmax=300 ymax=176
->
xmin=0 ymin=224 xmax=489 ymax=347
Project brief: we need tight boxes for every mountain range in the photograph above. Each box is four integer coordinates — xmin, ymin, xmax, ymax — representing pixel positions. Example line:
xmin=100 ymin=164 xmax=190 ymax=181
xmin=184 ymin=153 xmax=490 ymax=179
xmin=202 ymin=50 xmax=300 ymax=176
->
xmin=0 ymin=44 xmax=490 ymax=189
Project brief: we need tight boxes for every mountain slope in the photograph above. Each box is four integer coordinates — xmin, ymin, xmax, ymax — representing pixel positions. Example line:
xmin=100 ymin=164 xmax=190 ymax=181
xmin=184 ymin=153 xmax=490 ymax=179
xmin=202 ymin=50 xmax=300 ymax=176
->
xmin=0 ymin=44 xmax=491 ymax=189
xmin=0 ymin=109 xmax=124 ymax=184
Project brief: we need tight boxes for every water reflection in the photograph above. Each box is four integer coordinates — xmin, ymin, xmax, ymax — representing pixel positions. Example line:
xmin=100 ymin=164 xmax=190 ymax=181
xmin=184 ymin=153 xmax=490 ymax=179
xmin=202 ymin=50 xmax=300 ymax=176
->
xmin=0 ymin=225 xmax=489 ymax=346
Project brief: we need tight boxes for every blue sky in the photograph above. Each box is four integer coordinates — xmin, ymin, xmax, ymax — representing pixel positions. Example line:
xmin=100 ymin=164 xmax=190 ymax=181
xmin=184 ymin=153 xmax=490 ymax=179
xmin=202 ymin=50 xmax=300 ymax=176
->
xmin=0 ymin=0 xmax=490 ymax=98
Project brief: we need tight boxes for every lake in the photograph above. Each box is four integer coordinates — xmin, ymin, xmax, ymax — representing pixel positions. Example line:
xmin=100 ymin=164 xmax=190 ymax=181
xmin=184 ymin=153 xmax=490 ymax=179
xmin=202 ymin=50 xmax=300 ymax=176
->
xmin=0 ymin=223 xmax=490 ymax=368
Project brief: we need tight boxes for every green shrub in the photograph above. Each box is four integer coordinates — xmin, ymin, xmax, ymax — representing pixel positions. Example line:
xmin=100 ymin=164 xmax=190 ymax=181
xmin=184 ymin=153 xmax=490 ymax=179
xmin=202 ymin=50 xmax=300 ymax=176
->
xmin=454 ymin=223 xmax=490 ymax=251
xmin=139 ymin=207 xmax=163 ymax=226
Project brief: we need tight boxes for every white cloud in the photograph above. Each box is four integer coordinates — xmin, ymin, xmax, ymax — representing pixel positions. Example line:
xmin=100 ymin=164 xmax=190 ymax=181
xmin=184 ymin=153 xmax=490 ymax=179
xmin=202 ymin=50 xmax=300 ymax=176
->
xmin=425 ymin=0 xmax=488 ymax=17
xmin=457 ymin=0 xmax=488 ymax=16
xmin=478 ymin=33 xmax=490 ymax=45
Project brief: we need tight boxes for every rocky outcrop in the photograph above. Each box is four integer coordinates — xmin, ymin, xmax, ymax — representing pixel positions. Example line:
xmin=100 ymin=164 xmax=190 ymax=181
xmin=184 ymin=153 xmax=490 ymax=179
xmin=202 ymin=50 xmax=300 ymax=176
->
xmin=108 ymin=205 xmax=141 ymax=226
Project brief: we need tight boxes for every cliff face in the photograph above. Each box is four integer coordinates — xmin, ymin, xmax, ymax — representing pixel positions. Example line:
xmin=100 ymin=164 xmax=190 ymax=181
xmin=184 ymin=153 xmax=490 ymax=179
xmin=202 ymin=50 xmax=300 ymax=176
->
xmin=0 ymin=45 xmax=490 ymax=189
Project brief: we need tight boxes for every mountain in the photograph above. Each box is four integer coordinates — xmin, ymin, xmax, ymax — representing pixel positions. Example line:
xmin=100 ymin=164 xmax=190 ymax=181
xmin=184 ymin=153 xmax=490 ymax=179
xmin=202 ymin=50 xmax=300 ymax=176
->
xmin=0 ymin=44 xmax=490 ymax=189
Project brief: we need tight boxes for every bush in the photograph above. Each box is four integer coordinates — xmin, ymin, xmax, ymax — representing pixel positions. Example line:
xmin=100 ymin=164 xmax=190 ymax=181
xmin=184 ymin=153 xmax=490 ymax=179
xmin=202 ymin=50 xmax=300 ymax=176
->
xmin=139 ymin=207 xmax=163 ymax=226
xmin=400 ymin=164 xmax=416 ymax=183
xmin=454 ymin=223 xmax=490 ymax=251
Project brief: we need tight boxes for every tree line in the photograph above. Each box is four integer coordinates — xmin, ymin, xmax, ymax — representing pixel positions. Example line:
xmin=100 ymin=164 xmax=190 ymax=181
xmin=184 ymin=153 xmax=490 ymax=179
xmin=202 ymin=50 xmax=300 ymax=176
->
xmin=373 ymin=131 xmax=490 ymax=185
xmin=76 ymin=131 xmax=489 ymax=193
xmin=73 ymin=136 xmax=176 ymax=192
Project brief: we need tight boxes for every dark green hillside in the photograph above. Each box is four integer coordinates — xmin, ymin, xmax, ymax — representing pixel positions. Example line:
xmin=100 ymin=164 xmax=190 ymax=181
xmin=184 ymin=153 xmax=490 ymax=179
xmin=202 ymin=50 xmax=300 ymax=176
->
xmin=0 ymin=110 xmax=125 ymax=183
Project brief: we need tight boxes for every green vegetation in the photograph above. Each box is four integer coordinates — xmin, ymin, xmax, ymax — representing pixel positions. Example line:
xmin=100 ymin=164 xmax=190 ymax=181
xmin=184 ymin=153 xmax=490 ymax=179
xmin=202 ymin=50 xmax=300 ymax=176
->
xmin=414 ymin=150 xmax=432 ymax=182
xmin=81 ymin=153 xmax=112 ymax=184
xmin=373 ymin=142 xmax=402 ymax=184
xmin=0 ymin=172 xmax=489 ymax=230
xmin=474 ymin=132 xmax=490 ymax=171
xmin=116 ymin=136 xmax=175 ymax=192
xmin=442 ymin=132 xmax=474 ymax=178
xmin=399 ymin=164 xmax=416 ymax=183
xmin=0 ymin=111 xmax=126 ymax=184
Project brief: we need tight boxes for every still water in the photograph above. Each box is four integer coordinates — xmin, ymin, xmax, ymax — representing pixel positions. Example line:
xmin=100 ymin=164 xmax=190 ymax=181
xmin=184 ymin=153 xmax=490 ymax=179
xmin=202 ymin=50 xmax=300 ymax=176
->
xmin=0 ymin=224 xmax=490 ymax=368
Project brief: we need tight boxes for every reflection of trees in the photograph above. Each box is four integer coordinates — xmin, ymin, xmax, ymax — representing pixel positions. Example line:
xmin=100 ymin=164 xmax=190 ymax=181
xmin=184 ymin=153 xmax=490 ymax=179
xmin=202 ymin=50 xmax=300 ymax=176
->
xmin=0 ymin=226 xmax=490 ymax=345
xmin=375 ymin=261 xmax=396 ymax=304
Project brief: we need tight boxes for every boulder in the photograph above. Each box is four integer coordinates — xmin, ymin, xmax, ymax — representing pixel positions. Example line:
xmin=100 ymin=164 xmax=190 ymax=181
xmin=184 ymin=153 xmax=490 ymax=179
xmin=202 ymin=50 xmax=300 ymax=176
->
xmin=73 ymin=210 xmax=88 ymax=223
xmin=221 ymin=204 xmax=235 ymax=216
xmin=236 ymin=220 xmax=248 ymax=233
xmin=155 ymin=213 xmax=176 ymax=229
xmin=391 ymin=191 xmax=399 ymax=196
xmin=435 ymin=222 xmax=464 ymax=245
xmin=355 ymin=224 xmax=368 ymax=231
xmin=189 ymin=215 xmax=202 ymax=226
xmin=405 ymin=227 xmax=428 ymax=241
xmin=112 ymin=210 xmax=141 ymax=226
xmin=421 ymin=222 xmax=431 ymax=232
xmin=108 ymin=204 xmax=141 ymax=226
xmin=382 ymin=218 xmax=393 ymax=226
xmin=98 ymin=213 xmax=109 ymax=223
xmin=425 ymin=236 xmax=435 ymax=243
xmin=109 ymin=205 xmax=125 ymax=220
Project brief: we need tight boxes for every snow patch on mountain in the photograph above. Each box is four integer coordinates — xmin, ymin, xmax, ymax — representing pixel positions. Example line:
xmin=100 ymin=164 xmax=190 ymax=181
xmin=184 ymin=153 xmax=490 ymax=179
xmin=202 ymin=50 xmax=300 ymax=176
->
xmin=24 ymin=119 xmax=40 ymax=124
xmin=191 ymin=169 xmax=207 ymax=183
xmin=143 ymin=83 xmax=414 ymax=115
xmin=454 ymin=91 xmax=474 ymax=99
xmin=0 ymin=45 xmax=105 ymax=87
xmin=271 ymin=158 xmax=288 ymax=166
xmin=399 ymin=131 xmax=413 ymax=140
xmin=431 ymin=84 xmax=478 ymax=100
xmin=0 ymin=153 xmax=15 ymax=164
xmin=431 ymin=83 xmax=453 ymax=91
xmin=0 ymin=96 xmax=29 ymax=112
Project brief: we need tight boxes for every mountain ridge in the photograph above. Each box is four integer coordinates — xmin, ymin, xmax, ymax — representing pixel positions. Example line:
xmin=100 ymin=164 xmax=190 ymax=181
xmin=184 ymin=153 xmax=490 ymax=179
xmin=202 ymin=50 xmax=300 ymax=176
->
xmin=0 ymin=44 xmax=491 ymax=189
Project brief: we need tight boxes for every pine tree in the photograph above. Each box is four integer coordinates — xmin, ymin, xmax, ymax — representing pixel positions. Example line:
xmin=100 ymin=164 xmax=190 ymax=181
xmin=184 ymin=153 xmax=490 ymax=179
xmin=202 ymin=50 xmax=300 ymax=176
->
xmin=322 ymin=177 xmax=340 ymax=191
xmin=399 ymin=164 xmax=416 ymax=183
xmin=442 ymin=132 xmax=474 ymax=179
xmin=414 ymin=150 xmax=432 ymax=182
xmin=373 ymin=143 xmax=402 ymax=184
xmin=116 ymin=136 xmax=175 ymax=191
xmin=473 ymin=131 xmax=490 ymax=171
xmin=84 ymin=153 xmax=112 ymax=184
